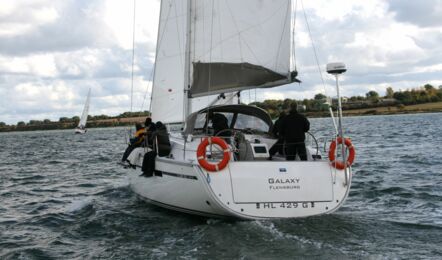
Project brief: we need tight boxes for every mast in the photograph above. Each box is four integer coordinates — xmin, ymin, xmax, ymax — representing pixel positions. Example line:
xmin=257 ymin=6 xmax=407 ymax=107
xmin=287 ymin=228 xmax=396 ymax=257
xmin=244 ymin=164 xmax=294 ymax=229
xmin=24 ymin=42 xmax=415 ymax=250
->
xmin=183 ymin=0 xmax=192 ymax=121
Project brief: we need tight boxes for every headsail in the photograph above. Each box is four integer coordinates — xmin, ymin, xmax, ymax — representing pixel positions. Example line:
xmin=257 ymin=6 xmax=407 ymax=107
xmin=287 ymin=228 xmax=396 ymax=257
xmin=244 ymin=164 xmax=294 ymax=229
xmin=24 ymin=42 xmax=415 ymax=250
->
xmin=78 ymin=88 xmax=91 ymax=128
xmin=150 ymin=0 xmax=187 ymax=124
xmin=151 ymin=0 xmax=292 ymax=123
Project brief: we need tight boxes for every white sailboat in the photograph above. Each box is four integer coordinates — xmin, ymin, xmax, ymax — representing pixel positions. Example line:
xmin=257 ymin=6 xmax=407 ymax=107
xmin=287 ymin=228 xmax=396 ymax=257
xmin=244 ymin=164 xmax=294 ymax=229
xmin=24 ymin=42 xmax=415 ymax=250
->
xmin=75 ymin=88 xmax=91 ymax=134
xmin=125 ymin=0 xmax=356 ymax=219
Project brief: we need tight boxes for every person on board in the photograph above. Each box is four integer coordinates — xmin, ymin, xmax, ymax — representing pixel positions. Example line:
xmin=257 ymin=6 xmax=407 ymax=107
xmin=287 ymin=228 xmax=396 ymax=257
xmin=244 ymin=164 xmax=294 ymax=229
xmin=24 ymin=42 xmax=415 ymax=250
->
xmin=141 ymin=121 xmax=171 ymax=177
xmin=211 ymin=113 xmax=230 ymax=137
xmin=268 ymin=111 xmax=286 ymax=159
xmin=121 ymin=123 xmax=145 ymax=163
xmin=151 ymin=121 xmax=171 ymax=157
xmin=280 ymin=103 xmax=310 ymax=161
xmin=144 ymin=117 xmax=157 ymax=147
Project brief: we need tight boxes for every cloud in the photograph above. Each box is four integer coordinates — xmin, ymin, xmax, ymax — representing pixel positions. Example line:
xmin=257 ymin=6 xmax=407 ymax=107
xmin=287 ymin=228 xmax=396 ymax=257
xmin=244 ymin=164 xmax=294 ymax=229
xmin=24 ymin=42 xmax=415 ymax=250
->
xmin=0 ymin=0 xmax=158 ymax=124
xmin=0 ymin=0 xmax=441 ymax=124
xmin=0 ymin=0 xmax=115 ymax=56
xmin=388 ymin=0 xmax=442 ymax=28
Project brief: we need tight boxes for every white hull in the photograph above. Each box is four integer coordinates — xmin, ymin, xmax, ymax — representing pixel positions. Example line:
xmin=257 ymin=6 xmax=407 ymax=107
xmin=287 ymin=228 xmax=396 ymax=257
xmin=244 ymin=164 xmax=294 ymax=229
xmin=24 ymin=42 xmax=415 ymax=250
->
xmin=74 ymin=128 xmax=87 ymax=134
xmin=127 ymin=145 xmax=352 ymax=219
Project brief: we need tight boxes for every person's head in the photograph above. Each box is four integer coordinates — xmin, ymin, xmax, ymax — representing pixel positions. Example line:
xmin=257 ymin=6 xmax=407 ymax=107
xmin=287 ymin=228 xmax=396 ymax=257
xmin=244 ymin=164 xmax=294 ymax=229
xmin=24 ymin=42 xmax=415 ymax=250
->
xmin=145 ymin=117 xmax=152 ymax=126
xmin=289 ymin=102 xmax=298 ymax=114
xmin=135 ymin=123 xmax=143 ymax=130
xmin=155 ymin=121 xmax=163 ymax=129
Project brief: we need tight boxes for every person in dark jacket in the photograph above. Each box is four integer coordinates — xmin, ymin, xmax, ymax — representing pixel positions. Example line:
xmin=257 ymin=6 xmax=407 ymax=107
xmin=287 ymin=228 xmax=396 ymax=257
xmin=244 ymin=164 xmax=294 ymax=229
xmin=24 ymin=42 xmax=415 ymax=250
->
xmin=280 ymin=103 xmax=310 ymax=161
xmin=141 ymin=121 xmax=171 ymax=177
xmin=144 ymin=117 xmax=157 ymax=147
xmin=152 ymin=121 xmax=171 ymax=157
xmin=211 ymin=113 xmax=229 ymax=136
xmin=269 ymin=111 xmax=286 ymax=159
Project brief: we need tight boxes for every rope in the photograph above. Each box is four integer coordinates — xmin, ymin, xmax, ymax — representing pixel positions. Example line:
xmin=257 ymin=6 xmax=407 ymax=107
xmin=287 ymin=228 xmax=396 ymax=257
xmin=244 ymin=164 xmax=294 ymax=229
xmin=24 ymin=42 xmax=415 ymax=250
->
xmin=300 ymin=0 xmax=326 ymax=93
xmin=225 ymin=1 xmax=243 ymax=62
xmin=274 ymin=0 xmax=291 ymax=72
xmin=140 ymin=67 xmax=154 ymax=113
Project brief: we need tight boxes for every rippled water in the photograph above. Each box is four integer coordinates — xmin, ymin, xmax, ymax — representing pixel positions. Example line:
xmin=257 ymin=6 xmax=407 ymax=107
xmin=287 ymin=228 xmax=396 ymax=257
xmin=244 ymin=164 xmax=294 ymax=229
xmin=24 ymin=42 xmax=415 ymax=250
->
xmin=1 ymin=113 xmax=441 ymax=259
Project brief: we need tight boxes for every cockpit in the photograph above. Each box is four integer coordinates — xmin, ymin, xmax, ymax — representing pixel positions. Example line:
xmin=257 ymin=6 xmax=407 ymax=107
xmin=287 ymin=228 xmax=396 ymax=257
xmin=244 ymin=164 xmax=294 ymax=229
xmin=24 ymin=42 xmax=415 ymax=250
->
xmin=181 ymin=104 xmax=320 ymax=162
xmin=183 ymin=104 xmax=273 ymax=136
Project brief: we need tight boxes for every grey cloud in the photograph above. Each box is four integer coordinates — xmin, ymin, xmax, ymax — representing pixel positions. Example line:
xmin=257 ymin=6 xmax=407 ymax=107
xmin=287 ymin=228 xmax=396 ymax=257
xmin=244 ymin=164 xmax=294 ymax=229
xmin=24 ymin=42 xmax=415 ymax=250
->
xmin=293 ymin=7 xmax=442 ymax=94
xmin=412 ymin=31 xmax=442 ymax=50
xmin=0 ymin=0 xmax=114 ymax=56
xmin=388 ymin=0 xmax=442 ymax=27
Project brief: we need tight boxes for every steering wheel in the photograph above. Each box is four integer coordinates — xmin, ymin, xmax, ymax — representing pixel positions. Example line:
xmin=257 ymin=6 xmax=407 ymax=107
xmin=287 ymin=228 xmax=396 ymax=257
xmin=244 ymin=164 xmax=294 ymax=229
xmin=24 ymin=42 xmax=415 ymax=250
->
xmin=214 ymin=129 xmax=247 ymax=160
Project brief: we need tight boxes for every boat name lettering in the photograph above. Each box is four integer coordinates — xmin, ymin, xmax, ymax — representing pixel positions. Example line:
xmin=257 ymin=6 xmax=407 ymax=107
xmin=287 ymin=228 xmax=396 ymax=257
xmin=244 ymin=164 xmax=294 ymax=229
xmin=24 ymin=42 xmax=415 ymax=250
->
xmin=256 ymin=202 xmax=315 ymax=209
xmin=268 ymin=178 xmax=300 ymax=184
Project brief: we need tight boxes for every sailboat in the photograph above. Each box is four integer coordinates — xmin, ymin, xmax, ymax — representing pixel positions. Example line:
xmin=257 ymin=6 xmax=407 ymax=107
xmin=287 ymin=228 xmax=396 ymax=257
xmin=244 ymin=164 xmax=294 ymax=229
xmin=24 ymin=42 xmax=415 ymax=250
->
xmin=75 ymin=88 xmax=91 ymax=134
xmin=125 ymin=0 xmax=356 ymax=219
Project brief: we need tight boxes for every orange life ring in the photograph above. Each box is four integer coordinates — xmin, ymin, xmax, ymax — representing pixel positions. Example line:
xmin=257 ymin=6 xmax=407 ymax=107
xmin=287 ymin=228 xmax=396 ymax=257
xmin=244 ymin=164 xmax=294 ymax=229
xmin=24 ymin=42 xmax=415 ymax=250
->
xmin=196 ymin=137 xmax=230 ymax=172
xmin=328 ymin=137 xmax=355 ymax=170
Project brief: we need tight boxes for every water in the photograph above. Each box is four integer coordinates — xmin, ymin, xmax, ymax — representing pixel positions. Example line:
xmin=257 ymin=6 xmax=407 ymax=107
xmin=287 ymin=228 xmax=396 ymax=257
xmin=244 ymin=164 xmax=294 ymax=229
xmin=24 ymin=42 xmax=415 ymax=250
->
xmin=1 ymin=113 xmax=441 ymax=259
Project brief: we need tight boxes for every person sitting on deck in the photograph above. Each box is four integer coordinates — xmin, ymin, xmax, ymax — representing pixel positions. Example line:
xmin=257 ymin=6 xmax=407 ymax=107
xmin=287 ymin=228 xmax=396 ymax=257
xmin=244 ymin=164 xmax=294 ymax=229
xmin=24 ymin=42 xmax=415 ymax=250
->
xmin=141 ymin=121 xmax=171 ymax=177
xmin=144 ymin=117 xmax=157 ymax=147
xmin=211 ymin=113 xmax=230 ymax=138
xmin=151 ymin=121 xmax=171 ymax=157
xmin=121 ymin=123 xmax=145 ymax=163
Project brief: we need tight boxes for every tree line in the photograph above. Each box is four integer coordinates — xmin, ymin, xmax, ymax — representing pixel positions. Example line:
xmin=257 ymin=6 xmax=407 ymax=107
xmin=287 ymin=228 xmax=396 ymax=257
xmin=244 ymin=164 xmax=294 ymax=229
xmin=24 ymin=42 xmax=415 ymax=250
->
xmin=0 ymin=111 xmax=150 ymax=131
xmin=250 ymin=84 xmax=442 ymax=118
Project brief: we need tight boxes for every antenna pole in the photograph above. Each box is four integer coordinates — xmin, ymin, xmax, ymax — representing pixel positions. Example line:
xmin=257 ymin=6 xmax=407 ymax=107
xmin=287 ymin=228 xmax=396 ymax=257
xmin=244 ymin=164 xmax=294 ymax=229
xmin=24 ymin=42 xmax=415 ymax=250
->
xmin=327 ymin=62 xmax=348 ymax=186
xmin=335 ymin=74 xmax=349 ymax=186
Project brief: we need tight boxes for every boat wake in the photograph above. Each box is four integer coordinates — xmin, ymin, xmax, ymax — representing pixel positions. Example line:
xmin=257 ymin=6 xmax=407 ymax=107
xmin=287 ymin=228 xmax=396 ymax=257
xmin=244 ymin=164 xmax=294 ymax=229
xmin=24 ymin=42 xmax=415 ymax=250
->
xmin=66 ymin=197 xmax=94 ymax=213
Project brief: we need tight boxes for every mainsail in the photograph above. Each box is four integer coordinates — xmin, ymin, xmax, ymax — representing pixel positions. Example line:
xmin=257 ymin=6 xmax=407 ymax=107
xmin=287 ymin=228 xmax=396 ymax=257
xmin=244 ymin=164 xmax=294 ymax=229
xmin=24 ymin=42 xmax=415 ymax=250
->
xmin=151 ymin=0 xmax=292 ymax=123
xmin=78 ymin=88 xmax=91 ymax=128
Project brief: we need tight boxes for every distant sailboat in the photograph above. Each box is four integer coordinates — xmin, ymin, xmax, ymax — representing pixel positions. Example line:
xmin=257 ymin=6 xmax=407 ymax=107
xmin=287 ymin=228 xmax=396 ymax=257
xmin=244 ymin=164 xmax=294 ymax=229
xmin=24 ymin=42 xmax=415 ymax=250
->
xmin=75 ymin=88 xmax=91 ymax=134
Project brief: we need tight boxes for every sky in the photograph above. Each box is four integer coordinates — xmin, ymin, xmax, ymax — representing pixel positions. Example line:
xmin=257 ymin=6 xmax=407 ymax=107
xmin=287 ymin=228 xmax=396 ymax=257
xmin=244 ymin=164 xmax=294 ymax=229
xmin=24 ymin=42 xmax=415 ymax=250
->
xmin=0 ymin=0 xmax=441 ymax=124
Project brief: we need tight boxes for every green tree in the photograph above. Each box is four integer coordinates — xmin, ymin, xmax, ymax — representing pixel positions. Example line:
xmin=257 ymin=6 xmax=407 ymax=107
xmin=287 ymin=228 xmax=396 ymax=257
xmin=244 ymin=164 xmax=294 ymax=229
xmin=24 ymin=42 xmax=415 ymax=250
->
xmin=29 ymin=120 xmax=43 ymax=125
xmin=424 ymin=84 xmax=435 ymax=92
xmin=17 ymin=121 xmax=26 ymax=126
xmin=385 ymin=87 xmax=394 ymax=98
xmin=314 ymin=93 xmax=326 ymax=100
xmin=43 ymin=119 xmax=51 ymax=124
xmin=0 ymin=122 xmax=6 ymax=127
xmin=366 ymin=90 xmax=379 ymax=102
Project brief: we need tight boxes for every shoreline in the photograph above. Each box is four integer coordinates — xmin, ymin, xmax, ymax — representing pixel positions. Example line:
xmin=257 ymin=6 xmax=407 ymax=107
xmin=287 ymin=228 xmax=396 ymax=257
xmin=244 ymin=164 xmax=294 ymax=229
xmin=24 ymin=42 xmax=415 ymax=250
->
xmin=1 ymin=103 xmax=442 ymax=133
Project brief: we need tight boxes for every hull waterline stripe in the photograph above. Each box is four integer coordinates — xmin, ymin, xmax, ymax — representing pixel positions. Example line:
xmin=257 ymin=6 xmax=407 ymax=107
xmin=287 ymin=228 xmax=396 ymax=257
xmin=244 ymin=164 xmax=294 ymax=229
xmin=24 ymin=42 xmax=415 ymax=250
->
xmin=159 ymin=171 xmax=198 ymax=180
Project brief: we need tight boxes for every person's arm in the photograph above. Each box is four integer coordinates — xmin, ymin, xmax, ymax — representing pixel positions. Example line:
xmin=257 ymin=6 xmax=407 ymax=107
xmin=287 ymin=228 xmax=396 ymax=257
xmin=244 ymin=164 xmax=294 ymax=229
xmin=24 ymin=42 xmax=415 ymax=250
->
xmin=279 ymin=119 xmax=286 ymax=137
xmin=304 ymin=118 xmax=310 ymax=132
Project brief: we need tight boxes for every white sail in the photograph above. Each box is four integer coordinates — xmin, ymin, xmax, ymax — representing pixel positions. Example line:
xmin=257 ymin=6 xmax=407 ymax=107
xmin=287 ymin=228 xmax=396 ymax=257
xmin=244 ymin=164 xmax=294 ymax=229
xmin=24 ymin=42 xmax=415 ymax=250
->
xmin=189 ymin=0 xmax=292 ymax=97
xmin=151 ymin=0 xmax=291 ymax=124
xmin=78 ymin=88 xmax=91 ymax=128
xmin=150 ymin=0 xmax=188 ymax=124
